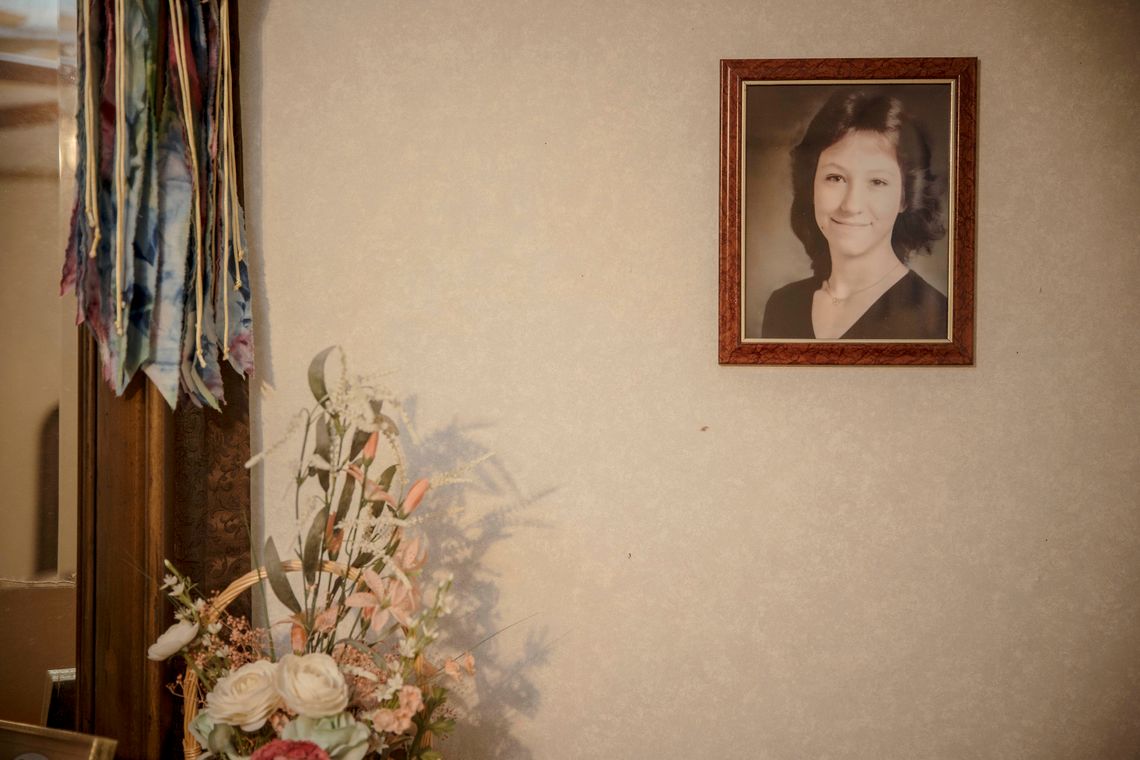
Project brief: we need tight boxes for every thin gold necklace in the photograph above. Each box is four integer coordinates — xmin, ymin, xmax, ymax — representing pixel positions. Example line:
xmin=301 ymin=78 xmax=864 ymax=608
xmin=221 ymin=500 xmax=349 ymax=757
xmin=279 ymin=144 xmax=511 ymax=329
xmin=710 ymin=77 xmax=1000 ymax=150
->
xmin=823 ymin=262 xmax=903 ymax=306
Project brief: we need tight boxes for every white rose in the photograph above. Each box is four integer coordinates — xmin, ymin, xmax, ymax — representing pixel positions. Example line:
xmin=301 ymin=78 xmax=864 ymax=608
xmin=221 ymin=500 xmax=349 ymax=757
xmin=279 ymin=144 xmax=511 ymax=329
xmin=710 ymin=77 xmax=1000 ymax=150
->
xmin=206 ymin=660 xmax=282 ymax=731
xmin=147 ymin=620 xmax=198 ymax=661
xmin=275 ymin=653 xmax=349 ymax=718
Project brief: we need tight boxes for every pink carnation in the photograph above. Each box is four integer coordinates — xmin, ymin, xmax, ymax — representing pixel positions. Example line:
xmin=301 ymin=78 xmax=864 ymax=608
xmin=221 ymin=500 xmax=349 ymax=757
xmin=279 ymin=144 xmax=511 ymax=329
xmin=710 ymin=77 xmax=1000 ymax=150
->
xmin=372 ymin=707 xmax=407 ymax=733
xmin=372 ymin=684 xmax=426 ymax=735
xmin=250 ymin=739 xmax=331 ymax=760
xmin=398 ymin=684 xmax=424 ymax=715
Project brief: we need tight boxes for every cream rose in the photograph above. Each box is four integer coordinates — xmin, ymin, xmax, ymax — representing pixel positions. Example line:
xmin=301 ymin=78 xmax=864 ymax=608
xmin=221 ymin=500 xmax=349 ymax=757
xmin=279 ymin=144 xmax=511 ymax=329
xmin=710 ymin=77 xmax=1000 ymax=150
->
xmin=147 ymin=619 xmax=198 ymax=661
xmin=275 ymin=653 xmax=349 ymax=718
xmin=206 ymin=660 xmax=282 ymax=731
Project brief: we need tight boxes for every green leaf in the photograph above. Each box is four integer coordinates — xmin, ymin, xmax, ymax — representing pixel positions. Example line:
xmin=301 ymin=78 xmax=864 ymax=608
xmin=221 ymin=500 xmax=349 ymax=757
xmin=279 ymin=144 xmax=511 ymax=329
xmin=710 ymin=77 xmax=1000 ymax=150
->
xmin=334 ymin=478 xmax=356 ymax=525
xmin=366 ymin=464 xmax=399 ymax=517
xmin=377 ymin=464 xmax=397 ymax=491
xmin=314 ymin=416 xmax=332 ymax=492
xmin=307 ymin=346 xmax=338 ymax=407
xmin=429 ymin=718 xmax=456 ymax=737
xmin=420 ymin=751 xmax=443 ymax=760
xmin=313 ymin=414 xmax=332 ymax=460
xmin=302 ymin=505 xmax=329 ymax=584
xmin=347 ymin=427 xmax=372 ymax=462
xmin=350 ymin=551 xmax=375 ymax=569
xmin=262 ymin=537 xmax=301 ymax=614
xmin=325 ymin=480 xmax=356 ymax=564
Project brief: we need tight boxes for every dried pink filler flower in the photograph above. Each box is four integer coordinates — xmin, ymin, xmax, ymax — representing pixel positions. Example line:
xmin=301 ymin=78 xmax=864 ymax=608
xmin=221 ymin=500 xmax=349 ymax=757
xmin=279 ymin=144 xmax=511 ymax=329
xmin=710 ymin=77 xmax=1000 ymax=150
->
xmin=250 ymin=739 xmax=331 ymax=760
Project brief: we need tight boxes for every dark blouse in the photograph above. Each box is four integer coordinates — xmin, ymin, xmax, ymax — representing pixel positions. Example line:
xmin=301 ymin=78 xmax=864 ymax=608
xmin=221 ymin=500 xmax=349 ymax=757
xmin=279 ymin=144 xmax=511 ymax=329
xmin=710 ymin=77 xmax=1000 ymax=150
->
xmin=761 ymin=270 xmax=948 ymax=340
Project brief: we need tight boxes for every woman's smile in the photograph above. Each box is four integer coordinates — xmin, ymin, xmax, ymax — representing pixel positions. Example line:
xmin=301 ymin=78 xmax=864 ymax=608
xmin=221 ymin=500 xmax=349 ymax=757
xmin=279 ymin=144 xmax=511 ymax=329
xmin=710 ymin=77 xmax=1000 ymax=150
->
xmin=813 ymin=130 xmax=903 ymax=258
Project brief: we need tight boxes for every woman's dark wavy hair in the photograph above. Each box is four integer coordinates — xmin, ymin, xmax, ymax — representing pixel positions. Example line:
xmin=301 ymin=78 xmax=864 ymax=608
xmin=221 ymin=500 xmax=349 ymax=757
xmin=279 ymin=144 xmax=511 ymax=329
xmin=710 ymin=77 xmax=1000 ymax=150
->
xmin=790 ymin=89 xmax=946 ymax=280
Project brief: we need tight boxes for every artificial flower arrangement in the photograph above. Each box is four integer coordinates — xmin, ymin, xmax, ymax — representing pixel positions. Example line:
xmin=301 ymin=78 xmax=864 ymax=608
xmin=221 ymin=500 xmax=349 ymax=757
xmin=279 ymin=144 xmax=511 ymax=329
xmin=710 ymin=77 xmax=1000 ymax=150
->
xmin=148 ymin=348 xmax=475 ymax=760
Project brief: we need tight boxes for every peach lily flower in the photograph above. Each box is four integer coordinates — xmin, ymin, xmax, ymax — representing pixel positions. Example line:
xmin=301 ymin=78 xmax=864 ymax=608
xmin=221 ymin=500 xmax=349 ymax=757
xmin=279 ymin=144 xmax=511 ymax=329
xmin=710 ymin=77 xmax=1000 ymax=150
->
xmin=401 ymin=479 xmax=430 ymax=516
xmin=361 ymin=431 xmax=379 ymax=462
xmin=346 ymin=464 xmax=395 ymax=506
xmin=324 ymin=510 xmax=343 ymax=555
xmin=290 ymin=616 xmax=307 ymax=654
xmin=394 ymin=536 xmax=428 ymax=574
xmin=314 ymin=604 xmax=340 ymax=633
xmin=345 ymin=568 xmax=417 ymax=632
xmin=443 ymin=652 xmax=476 ymax=681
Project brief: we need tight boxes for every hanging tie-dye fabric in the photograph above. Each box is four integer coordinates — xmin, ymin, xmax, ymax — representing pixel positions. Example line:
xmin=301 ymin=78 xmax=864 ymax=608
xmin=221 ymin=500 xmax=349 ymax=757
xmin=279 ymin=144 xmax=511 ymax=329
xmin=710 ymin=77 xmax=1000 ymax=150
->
xmin=61 ymin=0 xmax=253 ymax=409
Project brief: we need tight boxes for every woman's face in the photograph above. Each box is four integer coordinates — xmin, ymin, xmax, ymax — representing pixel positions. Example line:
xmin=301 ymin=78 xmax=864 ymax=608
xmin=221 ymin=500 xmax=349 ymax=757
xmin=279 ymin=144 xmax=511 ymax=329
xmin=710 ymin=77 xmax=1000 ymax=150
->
xmin=813 ymin=129 xmax=903 ymax=261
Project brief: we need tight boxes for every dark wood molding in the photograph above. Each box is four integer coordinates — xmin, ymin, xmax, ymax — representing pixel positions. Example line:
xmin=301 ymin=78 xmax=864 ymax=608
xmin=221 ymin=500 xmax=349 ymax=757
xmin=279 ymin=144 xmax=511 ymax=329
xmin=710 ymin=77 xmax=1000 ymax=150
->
xmin=75 ymin=348 xmax=253 ymax=758
xmin=75 ymin=333 xmax=96 ymax=737
xmin=76 ymin=333 xmax=176 ymax=758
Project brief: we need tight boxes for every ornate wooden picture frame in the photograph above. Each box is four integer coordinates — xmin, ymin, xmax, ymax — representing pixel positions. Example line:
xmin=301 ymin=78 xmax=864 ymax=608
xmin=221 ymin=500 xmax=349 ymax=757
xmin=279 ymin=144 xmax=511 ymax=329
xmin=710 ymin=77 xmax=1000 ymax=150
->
xmin=718 ymin=58 xmax=976 ymax=365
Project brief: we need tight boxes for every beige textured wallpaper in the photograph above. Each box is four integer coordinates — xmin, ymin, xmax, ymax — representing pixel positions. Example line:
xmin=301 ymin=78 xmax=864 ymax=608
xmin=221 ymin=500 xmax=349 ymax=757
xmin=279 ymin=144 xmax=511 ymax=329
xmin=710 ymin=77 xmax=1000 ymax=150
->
xmin=241 ymin=1 xmax=1140 ymax=757
xmin=0 ymin=81 xmax=65 ymax=580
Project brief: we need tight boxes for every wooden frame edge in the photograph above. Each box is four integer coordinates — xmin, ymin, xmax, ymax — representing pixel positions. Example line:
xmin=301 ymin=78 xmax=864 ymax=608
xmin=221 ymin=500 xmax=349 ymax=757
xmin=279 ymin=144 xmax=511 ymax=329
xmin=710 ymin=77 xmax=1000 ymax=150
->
xmin=718 ymin=57 xmax=977 ymax=366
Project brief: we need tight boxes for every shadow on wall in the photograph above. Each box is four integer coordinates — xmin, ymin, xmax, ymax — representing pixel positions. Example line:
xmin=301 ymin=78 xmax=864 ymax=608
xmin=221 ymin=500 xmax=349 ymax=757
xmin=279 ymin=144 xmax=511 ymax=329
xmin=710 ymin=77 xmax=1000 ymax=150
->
xmin=36 ymin=405 xmax=60 ymax=575
xmin=401 ymin=397 xmax=555 ymax=760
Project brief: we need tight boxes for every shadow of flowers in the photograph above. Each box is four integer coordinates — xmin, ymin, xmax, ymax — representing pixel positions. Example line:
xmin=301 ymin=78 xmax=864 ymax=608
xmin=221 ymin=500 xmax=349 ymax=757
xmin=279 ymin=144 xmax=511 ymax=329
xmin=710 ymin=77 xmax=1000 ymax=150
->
xmin=401 ymin=399 xmax=556 ymax=759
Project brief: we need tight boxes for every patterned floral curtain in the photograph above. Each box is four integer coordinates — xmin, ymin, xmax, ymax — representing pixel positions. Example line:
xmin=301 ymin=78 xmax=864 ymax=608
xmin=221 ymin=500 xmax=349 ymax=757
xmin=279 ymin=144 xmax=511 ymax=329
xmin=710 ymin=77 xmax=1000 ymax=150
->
xmin=61 ymin=0 xmax=253 ymax=409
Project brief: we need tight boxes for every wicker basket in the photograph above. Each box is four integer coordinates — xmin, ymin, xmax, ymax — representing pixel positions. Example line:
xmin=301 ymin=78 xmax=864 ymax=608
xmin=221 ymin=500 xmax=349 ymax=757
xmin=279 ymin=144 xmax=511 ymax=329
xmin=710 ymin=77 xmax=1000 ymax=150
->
xmin=181 ymin=559 xmax=363 ymax=760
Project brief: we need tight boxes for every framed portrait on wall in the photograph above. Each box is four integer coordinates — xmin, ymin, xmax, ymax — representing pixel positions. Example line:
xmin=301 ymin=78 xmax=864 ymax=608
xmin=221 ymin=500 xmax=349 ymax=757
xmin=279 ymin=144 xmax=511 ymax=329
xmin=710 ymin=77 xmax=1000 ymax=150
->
xmin=718 ymin=58 xmax=977 ymax=365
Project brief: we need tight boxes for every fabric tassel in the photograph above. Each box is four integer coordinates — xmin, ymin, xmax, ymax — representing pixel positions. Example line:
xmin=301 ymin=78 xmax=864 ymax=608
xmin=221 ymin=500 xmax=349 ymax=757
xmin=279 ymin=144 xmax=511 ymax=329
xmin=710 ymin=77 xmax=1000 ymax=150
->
xmin=62 ymin=0 xmax=254 ymax=409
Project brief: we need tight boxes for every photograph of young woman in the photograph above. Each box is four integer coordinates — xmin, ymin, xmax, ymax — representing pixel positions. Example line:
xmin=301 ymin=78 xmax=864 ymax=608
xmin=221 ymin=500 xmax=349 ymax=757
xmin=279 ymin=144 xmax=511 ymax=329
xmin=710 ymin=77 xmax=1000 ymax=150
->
xmin=743 ymin=86 xmax=952 ymax=341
